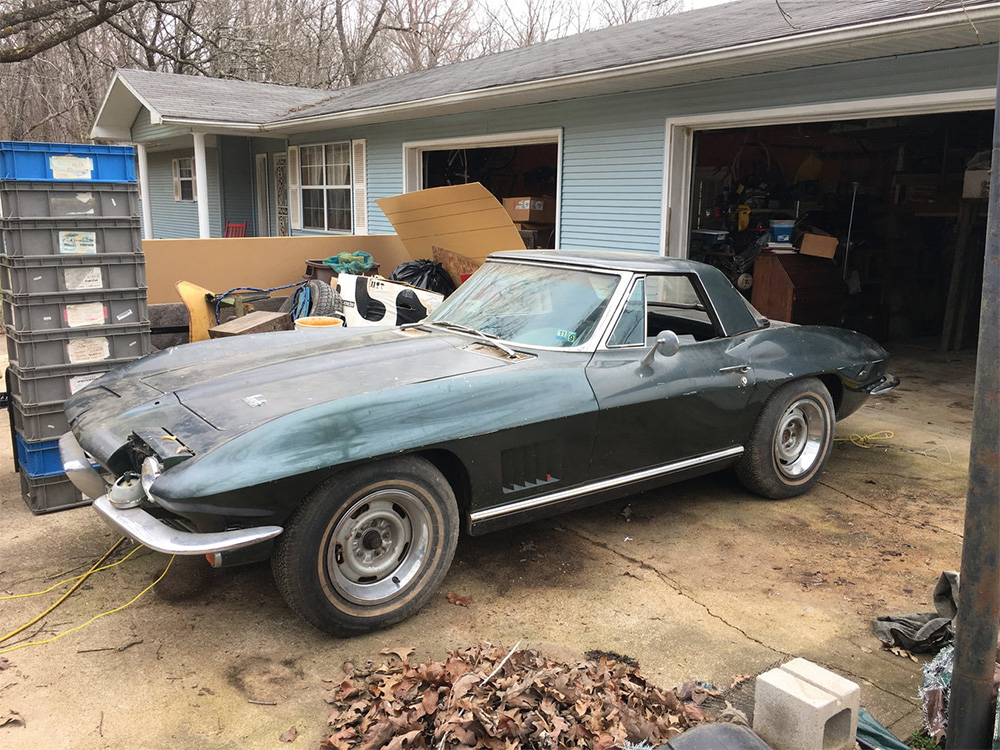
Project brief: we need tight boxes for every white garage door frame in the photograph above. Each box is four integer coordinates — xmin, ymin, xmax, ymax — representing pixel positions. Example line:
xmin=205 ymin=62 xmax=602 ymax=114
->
xmin=403 ymin=128 xmax=563 ymax=245
xmin=662 ymin=88 xmax=996 ymax=258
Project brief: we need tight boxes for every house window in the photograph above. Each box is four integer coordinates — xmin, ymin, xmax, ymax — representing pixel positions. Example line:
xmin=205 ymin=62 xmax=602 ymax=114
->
xmin=172 ymin=157 xmax=196 ymax=202
xmin=300 ymin=143 xmax=352 ymax=232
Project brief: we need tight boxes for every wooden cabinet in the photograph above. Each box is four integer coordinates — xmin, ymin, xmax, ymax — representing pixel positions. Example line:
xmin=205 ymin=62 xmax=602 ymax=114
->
xmin=751 ymin=254 xmax=847 ymax=326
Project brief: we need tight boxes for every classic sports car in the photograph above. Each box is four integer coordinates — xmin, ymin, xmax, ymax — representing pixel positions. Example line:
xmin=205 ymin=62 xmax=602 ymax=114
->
xmin=60 ymin=250 xmax=897 ymax=635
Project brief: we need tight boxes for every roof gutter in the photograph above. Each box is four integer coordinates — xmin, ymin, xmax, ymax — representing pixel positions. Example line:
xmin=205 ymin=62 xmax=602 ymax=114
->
xmin=262 ymin=3 xmax=999 ymax=132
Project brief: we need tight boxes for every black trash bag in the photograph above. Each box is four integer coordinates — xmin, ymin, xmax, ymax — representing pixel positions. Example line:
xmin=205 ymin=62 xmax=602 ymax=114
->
xmin=389 ymin=259 xmax=456 ymax=297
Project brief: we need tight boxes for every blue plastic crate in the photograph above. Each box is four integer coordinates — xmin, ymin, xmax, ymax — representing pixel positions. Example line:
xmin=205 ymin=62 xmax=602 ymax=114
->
xmin=1 ymin=142 xmax=136 ymax=183
xmin=14 ymin=432 xmax=64 ymax=478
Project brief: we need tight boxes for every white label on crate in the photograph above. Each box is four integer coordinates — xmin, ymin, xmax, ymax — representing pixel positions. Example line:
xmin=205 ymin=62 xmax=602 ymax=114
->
xmin=49 ymin=155 xmax=93 ymax=180
xmin=67 ymin=336 xmax=110 ymax=363
xmin=58 ymin=231 xmax=97 ymax=254
xmin=116 ymin=308 xmax=134 ymax=321
xmin=514 ymin=199 xmax=545 ymax=211
xmin=42 ymin=316 xmax=52 ymax=321
xmin=69 ymin=373 xmax=104 ymax=394
xmin=65 ymin=301 xmax=106 ymax=328
xmin=32 ymin=275 xmax=42 ymax=281
xmin=63 ymin=267 xmax=103 ymax=290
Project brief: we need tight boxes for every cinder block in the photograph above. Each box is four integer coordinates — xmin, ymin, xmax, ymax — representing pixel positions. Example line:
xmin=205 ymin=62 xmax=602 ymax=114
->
xmin=753 ymin=658 xmax=860 ymax=750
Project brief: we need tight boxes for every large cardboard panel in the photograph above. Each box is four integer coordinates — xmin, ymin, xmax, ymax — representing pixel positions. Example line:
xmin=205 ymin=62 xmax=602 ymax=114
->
xmin=143 ymin=234 xmax=410 ymax=304
xmin=376 ymin=183 xmax=525 ymax=261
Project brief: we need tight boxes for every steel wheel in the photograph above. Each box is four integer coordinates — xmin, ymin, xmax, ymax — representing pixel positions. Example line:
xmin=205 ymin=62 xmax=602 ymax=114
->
xmin=326 ymin=489 xmax=431 ymax=605
xmin=272 ymin=456 xmax=459 ymax=635
xmin=736 ymin=377 xmax=835 ymax=499
xmin=773 ymin=397 xmax=826 ymax=479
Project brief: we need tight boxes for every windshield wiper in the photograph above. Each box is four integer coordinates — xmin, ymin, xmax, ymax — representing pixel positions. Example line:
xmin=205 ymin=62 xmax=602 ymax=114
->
xmin=429 ymin=320 xmax=518 ymax=359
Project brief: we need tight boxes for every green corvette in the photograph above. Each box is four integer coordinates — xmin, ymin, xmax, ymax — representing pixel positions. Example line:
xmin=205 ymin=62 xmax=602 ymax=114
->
xmin=61 ymin=250 xmax=897 ymax=634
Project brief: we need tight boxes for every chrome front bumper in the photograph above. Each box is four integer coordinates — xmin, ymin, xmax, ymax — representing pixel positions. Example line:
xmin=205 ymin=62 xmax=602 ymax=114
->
xmin=92 ymin=496 xmax=284 ymax=556
xmin=61 ymin=432 xmax=283 ymax=555
xmin=58 ymin=432 xmax=108 ymax=500
xmin=867 ymin=373 xmax=900 ymax=396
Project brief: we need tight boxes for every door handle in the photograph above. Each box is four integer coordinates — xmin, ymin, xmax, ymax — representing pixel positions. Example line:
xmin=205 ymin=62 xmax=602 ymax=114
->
xmin=718 ymin=364 xmax=751 ymax=374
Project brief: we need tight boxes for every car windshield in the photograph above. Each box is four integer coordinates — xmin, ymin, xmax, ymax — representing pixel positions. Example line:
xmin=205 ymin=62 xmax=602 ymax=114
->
xmin=425 ymin=261 xmax=621 ymax=348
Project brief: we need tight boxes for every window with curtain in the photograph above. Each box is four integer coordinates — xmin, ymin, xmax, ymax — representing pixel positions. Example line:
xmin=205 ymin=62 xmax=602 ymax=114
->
xmin=300 ymin=143 xmax=352 ymax=232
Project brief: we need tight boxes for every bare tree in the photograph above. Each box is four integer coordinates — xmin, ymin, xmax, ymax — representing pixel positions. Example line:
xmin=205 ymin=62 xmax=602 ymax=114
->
xmin=0 ymin=0 xmax=190 ymax=63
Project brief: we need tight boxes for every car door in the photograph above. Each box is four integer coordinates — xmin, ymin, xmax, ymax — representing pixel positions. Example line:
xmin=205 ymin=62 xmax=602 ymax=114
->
xmin=585 ymin=274 xmax=757 ymax=479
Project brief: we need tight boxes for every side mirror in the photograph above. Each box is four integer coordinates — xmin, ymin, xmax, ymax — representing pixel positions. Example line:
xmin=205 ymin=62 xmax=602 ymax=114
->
xmin=640 ymin=330 xmax=681 ymax=367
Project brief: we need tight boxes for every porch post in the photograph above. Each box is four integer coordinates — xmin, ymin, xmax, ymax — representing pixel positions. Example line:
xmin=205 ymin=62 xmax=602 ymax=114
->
xmin=192 ymin=132 xmax=210 ymax=239
xmin=135 ymin=143 xmax=153 ymax=240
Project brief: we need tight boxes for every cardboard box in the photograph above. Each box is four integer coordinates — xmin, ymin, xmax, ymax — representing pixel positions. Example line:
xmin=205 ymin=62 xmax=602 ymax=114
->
xmin=503 ymin=196 xmax=556 ymax=224
xmin=963 ymin=169 xmax=990 ymax=199
xmin=798 ymin=232 xmax=838 ymax=259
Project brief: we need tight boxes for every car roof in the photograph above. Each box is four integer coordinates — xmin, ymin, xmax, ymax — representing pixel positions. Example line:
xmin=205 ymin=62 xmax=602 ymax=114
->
xmin=487 ymin=249 xmax=708 ymax=274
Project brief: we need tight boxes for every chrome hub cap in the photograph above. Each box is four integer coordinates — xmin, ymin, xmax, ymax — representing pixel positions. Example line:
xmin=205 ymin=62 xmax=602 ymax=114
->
xmin=327 ymin=489 xmax=431 ymax=605
xmin=773 ymin=398 xmax=825 ymax=479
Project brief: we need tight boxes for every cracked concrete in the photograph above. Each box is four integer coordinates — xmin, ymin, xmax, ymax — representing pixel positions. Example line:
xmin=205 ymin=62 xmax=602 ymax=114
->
xmin=0 ymin=342 xmax=973 ymax=748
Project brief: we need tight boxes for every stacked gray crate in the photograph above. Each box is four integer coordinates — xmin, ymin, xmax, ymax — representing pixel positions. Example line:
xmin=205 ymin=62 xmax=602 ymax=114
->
xmin=1 ymin=142 xmax=150 ymax=513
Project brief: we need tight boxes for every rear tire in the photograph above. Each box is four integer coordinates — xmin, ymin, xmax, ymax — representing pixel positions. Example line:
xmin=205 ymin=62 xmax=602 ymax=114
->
xmin=736 ymin=378 xmax=834 ymax=499
xmin=272 ymin=456 xmax=459 ymax=635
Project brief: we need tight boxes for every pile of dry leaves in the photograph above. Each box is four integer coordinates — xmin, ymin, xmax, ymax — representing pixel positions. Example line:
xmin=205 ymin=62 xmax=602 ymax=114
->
xmin=320 ymin=643 xmax=708 ymax=749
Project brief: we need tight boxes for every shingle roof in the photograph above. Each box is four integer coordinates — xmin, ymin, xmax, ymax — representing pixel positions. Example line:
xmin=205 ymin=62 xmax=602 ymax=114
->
xmin=117 ymin=69 xmax=329 ymax=124
xmin=281 ymin=0 xmax=994 ymax=122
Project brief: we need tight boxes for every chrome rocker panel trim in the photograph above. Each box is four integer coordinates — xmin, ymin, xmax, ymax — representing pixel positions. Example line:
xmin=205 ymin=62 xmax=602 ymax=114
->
xmin=93 ymin=495 xmax=284 ymax=556
xmin=471 ymin=445 xmax=744 ymax=523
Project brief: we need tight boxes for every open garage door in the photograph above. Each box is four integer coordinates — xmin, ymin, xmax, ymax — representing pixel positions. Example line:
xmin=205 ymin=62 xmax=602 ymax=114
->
xmin=404 ymin=131 xmax=560 ymax=248
xmin=677 ymin=108 xmax=991 ymax=349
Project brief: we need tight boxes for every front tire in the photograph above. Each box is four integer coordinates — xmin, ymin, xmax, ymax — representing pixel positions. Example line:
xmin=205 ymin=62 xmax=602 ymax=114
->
xmin=736 ymin=377 xmax=835 ymax=499
xmin=272 ymin=457 xmax=459 ymax=635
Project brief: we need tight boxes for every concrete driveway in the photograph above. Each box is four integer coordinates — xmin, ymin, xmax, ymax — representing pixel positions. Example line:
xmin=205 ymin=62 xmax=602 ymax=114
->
xmin=0 ymin=342 xmax=973 ymax=749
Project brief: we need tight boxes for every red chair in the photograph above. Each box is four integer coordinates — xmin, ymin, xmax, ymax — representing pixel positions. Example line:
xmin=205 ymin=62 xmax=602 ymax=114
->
xmin=224 ymin=221 xmax=247 ymax=238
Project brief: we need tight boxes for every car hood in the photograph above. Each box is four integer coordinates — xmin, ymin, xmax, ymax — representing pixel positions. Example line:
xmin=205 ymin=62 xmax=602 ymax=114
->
xmin=67 ymin=327 xmax=510 ymax=457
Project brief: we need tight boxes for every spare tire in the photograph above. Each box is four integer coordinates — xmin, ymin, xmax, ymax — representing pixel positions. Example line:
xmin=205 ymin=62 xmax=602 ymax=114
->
xmin=306 ymin=280 xmax=336 ymax=316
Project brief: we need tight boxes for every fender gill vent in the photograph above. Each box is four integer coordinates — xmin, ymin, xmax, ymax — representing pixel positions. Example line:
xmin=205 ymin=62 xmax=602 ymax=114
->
xmin=501 ymin=441 xmax=561 ymax=493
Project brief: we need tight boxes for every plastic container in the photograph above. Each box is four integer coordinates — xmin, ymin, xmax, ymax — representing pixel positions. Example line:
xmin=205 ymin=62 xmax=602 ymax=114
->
xmin=7 ymin=361 xmax=112 ymax=405
xmin=770 ymin=220 xmax=795 ymax=244
xmin=5 ymin=322 xmax=151 ymax=369
xmin=1 ymin=142 xmax=136 ymax=183
xmin=0 ymin=182 xmax=139 ymax=220
xmin=20 ymin=471 xmax=89 ymax=514
xmin=12 ymin=397 xmax=68 ymax=441
xmin=3 ymin=288 xmax=148 ymax=333
xmin=15 ymin=432 xmax=65 ymax=478
xmin=0 ymin=218 xmax=141 ymax=256
xmin=294 ymin=316 xmax=344 ymax=330
xmin=1 ymin=254 xmax=145 ymax=295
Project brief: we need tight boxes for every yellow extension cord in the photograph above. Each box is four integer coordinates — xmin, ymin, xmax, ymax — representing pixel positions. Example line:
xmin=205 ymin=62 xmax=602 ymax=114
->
xmin=834 ymin=430 xmax=894 ymax=448
xmin=0 ymin=538 xmax=175 ymax=655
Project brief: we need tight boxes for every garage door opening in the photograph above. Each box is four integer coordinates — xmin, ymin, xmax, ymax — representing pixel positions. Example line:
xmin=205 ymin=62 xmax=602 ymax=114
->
xmin=404 ymin=132 xmax=560 ymax=248
xmin=685 ymin=111 xmax=991 ymax=350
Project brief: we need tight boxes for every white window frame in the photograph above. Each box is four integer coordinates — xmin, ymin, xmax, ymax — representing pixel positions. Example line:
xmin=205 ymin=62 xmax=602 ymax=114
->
xmin=662 ymin=88 xmax=996 ymax=259
xmin=299 ymin=141 xmax=353 ymax=233
xmin=402 ymin=129 xmax=563 ymax=244
xmin=172 ymin=156 xmax=196 ymax=202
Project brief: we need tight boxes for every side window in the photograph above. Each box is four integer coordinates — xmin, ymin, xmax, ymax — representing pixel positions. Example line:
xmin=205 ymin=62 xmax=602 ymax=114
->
xmin=607 ymin=278 xmax=645 ymax=347
xmin=645 ymin=274 xmax=719 ymax=341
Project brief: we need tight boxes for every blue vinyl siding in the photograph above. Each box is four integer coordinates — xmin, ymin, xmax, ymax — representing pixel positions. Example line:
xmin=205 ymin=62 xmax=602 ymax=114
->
xmin=144 ymin=147 xmax=222 ymax=239
xmin=219 ymin=136 xmax=254 ymax=232
xmin=289 ymin=44 xmax=996 ymax=254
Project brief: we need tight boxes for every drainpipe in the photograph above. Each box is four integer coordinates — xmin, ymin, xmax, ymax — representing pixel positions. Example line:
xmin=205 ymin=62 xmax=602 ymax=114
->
xmin=946 ymin=48 xmax=1000 ymax=750
xmin=192 ymin=132 xmax=211 ymax=239
xmin=135 ymin=143 xmax=153 ymax=240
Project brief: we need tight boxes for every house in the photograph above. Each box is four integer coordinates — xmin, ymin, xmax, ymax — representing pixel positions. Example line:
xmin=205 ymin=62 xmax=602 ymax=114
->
xmin=91 ymin=0 xmax=998 ymax=344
